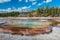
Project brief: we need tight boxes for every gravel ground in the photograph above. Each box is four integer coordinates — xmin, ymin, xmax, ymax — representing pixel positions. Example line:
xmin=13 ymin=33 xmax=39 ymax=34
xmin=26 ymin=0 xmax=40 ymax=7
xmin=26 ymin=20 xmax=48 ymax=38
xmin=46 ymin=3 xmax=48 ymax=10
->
xmin=0 ymin=27 xmax=60 ymax=40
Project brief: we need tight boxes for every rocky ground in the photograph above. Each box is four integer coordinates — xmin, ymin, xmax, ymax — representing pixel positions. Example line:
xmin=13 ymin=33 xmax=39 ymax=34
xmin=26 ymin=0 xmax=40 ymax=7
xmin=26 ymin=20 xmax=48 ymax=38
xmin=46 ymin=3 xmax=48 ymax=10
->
xmin=0 ymin=26 xmax=60 ymax=40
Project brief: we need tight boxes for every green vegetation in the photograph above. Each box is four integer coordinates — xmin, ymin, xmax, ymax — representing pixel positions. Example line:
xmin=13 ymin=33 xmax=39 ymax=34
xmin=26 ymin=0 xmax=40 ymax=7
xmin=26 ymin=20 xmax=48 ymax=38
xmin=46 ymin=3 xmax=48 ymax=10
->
xmin=0 ymin=6 xmax=60 ymax=17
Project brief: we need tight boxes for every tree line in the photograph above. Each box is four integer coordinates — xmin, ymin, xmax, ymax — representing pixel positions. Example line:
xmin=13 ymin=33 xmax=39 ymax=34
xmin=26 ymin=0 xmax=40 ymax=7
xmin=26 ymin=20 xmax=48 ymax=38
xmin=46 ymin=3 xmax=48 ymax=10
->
xmin=0 ymin=6 xmax=60 ymax=17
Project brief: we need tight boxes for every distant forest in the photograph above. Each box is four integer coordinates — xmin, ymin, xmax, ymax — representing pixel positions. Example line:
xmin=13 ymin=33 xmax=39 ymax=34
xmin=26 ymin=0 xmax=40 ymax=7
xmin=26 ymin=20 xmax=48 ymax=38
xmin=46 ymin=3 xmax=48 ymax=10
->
xmin=0 ymin=6 xmax=60 ymax=17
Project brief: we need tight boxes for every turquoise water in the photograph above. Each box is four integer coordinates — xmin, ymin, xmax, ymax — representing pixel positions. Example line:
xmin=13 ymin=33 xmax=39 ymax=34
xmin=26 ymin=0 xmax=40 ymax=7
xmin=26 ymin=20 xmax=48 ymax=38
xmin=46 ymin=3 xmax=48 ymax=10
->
xmin=14 ymin=21 xmax=44 ymax=26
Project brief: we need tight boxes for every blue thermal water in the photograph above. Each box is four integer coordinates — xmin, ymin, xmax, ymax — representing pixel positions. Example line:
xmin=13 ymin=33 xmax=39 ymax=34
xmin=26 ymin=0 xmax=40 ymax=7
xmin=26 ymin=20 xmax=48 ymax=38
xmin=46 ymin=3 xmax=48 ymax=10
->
xmin=15 ymin=21 xmax=43 ymax=26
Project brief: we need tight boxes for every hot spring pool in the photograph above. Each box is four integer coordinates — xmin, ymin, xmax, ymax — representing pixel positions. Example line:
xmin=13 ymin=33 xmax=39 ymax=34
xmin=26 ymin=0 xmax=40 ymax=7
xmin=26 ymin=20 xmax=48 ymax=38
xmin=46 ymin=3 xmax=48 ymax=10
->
xmin=15 ymin=22 xmax=44 ymax=26
xmin=10 ymin=21 xmax=51 ymax=28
